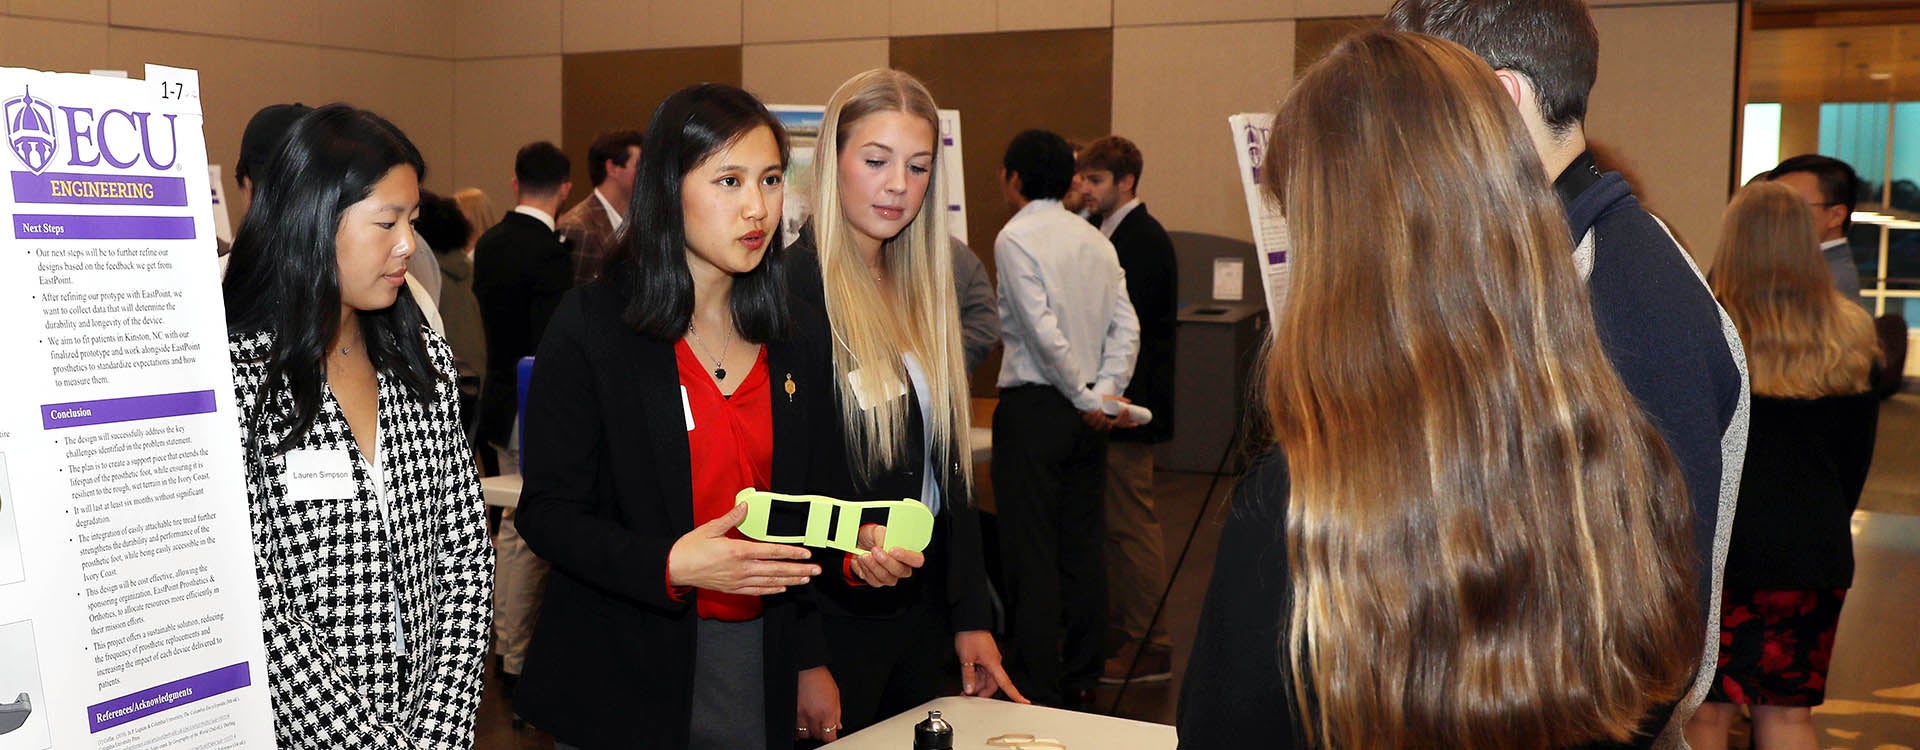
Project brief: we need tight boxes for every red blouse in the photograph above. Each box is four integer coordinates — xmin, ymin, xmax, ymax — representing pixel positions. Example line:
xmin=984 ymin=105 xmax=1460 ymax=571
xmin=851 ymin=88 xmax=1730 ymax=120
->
xmin=674 ymin=339 xmax=773 ymax=621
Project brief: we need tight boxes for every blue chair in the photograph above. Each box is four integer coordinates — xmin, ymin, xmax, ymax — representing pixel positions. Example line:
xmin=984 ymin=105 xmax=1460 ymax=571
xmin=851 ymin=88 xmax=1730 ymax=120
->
xmin=516 ymin=356 xmax=535 ymax=473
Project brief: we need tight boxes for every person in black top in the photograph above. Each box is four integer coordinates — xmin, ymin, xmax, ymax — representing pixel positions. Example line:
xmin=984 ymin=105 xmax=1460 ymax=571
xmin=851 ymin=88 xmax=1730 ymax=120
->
xmin=1179 ymin=30 xmax=1700 ymax=750
xmin=1073 ymin=135 xmax=1180 ymax=683
xmin=1684 ymin=183 xmax=1880 ymax=750
xmin=470 ymin=141 xmax=575 ymax=693
xmin=1384 ymin=3 xmax=1749 ymax=741
xmin=473 ymin=141 xmax=574 ymax=465
xmin=512 ymin=83 xmax=841 ymax=750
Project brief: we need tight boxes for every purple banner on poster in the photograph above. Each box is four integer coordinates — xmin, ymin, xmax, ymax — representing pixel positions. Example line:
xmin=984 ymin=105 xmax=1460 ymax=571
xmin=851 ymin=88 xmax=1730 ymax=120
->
xmin=1267 ymin=251 xmax=1286 ymax=264
xmin=11 ymin=171 xmax=190 ymax=206
xmin=14 ymin=213 xmax=195 ymax=240
xmin=43 ymin=390 xmax=216 ymax=430
xmin=88 ymin=662 xmax=252 ymax=733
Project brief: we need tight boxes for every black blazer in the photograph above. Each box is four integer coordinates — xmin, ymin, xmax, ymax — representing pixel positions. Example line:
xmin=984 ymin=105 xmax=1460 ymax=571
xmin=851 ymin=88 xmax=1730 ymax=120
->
xmin=511 ymin=273 xmax=837 ymax=749
xmin=1724 ymin=391 xmax=1879 ymax=590
xmin=471 ymin=210 xmax=573 ymax=446
xmin=782 ymin=234 xmax=995 ymax=632
xmin=1109 ymin=204 xmax=1177 ymax=444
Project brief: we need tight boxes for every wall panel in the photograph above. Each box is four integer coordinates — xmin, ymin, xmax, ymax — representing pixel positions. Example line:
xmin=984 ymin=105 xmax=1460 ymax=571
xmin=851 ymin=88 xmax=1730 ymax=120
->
xmin=317 ymin=0 xmax=455 ymax=59
xmin=1113 ymin=21 xmax=1294 ymax=244
xmin=744 ymin=0 xmax=888 ymax=44
xmin=995 ymin=0 xmax=1109 ymax=31
xmin=742 ymin=39 xmax=889 ymax=105
xmin=1296 ymin=0 xmax=1392 ymax=17
xmin=560 ymin=46 xmax=741 ymax=203
xmin=647 ymin=0 xmax=742 ymax=49
xmin=561 ymin=0 xmax=649 ymax=53
xmin=0 ymin=15 xmax=111 ymax=74
xmin=1588 ymin=2 xmax=1739 ymax=265
xmin=109 ymin=0 xmax=317 ymax=48
xmin=892 ymin=28 xmax=1112 ymax=270
xmin=1114 ymin=0 xmax=1292 ymax=27
xmin=455 ymin=0 xmax=562 ymax=58
xmin=453 ymin=56 xmax=563 ymax=202
xmin=9 ymin=0 xmax=108 ymax=23
xmin=889 ymin=0 xmax=994 ymax=37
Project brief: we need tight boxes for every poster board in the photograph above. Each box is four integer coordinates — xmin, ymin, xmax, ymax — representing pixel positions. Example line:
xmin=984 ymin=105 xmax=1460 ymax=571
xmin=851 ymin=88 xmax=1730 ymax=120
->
xmin=1228 ymin=113 xmax=1288 ymax=322
xmin=768 ymin=105 xmax=968 ymax=247
xmin=0 ymin=64 xmax=276 ymax=749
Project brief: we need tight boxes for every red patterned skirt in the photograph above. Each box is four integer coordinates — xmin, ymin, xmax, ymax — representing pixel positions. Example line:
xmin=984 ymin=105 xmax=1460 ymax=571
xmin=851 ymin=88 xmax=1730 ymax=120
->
xmin=1705 ymin=587 xmax=1847 ymax=707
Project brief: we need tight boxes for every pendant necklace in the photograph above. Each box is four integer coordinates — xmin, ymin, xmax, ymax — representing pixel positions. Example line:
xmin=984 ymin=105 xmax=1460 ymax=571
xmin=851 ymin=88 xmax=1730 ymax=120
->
xmin=687 ymin=321 xmax=733 ymax=381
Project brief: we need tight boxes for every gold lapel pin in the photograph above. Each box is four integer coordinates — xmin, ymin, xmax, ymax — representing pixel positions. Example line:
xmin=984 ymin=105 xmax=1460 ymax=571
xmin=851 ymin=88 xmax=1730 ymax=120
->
xmin=784 ymin=372 xmax=797 ymax=402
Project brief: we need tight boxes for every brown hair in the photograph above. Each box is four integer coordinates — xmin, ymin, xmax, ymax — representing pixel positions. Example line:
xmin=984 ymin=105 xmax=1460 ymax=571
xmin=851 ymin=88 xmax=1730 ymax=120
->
xmin=1712 ymin=182 xmax=1878 ymax=398
xmin=1076 ymin=135 xmax=1144 ymax=189
xmin=1383 ymin=0 xmax=1599 ymax=134
xmin=1261 ymin=30 xmax=1698 ymax=749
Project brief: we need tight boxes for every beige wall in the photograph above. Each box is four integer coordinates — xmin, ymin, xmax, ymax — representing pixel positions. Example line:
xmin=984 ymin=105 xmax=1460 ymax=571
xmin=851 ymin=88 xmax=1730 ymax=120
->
xmin=2 ymin=1 xmax=460 ymax=221
xmin=1587 ymin=2 xmax=1740 ymax=267
xmin=452 ymin=57 xmax=563 ymax=204
xmin=1112 ymin=21 xmax=1295 ymax=243
xmin=742 ymin=39 xmax=890 ymax=106
xmin=5 ymin=0 xmax=1742 ymax=258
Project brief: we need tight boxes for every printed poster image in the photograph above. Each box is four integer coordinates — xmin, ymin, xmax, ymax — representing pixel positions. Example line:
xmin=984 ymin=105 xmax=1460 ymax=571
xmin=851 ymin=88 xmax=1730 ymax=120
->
xmin=1229 ymin=113 xmax=1288 ymax=323
xmin=0 ymin=619 xmax=52 ymax=750
xmin=0 ymin=64 xmax=276 ymax=748
xmin=0 ymin=455 xmax=22 ymax=586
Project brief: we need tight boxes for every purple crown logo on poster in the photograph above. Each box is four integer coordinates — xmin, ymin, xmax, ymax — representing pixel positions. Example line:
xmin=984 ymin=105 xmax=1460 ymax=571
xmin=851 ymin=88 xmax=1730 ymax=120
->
xmin=6 ymin=86 xmax=58 ymax=175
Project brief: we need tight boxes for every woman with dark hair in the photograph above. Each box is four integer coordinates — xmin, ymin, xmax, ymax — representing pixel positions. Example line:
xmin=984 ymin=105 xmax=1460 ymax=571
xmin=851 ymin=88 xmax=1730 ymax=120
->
xmin=1178 ymin=31 xmax=1700 ymax=749
xmin=1684 ymin=182 xmax=1880 ymax=750
xmin=223 ymin=104 xmax=492 ymax=748
xmin=512 ymin=83 xmax=841 ymax=749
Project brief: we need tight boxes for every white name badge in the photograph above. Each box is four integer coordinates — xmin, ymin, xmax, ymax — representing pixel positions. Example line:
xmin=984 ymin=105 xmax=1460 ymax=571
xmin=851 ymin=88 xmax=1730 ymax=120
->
xmin=283 ymin=449 xmax=357 ymax=501
xmin=681 ymin=385 xmax=696 ymax=431
xmin=847 ymin=368 xmax=907 ymax=411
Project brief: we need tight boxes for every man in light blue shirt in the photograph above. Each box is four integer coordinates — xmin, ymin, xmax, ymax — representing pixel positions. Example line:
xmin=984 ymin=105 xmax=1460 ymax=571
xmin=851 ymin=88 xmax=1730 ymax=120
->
xmin=990 ymin=128 xmax=1140 ymax=709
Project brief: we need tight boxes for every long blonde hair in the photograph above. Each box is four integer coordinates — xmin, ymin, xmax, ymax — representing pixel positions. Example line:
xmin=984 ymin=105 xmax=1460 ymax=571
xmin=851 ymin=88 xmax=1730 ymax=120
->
xmin=1712 ymin=182 xmax=1878 ymax=398
xmin=810 ymin=69 xmax=972 ymax=491
xmin=1262 ymin=31 xmax=1698 ymax=748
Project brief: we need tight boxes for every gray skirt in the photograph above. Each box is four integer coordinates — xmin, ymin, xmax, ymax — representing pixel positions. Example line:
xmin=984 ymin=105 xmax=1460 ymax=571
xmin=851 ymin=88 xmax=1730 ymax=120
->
xmin=690 ymin=616 xmax=767 ymax=750
xmin=552 ymin=617 xmax=767 ymax=750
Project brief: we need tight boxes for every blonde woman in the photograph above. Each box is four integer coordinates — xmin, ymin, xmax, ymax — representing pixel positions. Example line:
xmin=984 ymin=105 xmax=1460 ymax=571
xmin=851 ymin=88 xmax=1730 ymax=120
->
xmin=1684 ymin=183 xmax=1880 ymax=750
xmin=452 ymin=187 xmax=497 ymax=261
xmin=784 ymin=68 xmax=1026 ymax=737
xmin=1178 ymin=31 xmax=1700 ymax=749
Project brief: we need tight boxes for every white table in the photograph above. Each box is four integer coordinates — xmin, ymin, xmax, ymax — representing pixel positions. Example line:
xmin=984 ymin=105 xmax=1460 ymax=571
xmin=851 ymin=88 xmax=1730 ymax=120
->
xmin=825 ymin=696 xmax=1176 ymax=749
xmin=480 ymin=473 xmax=522 ymax=509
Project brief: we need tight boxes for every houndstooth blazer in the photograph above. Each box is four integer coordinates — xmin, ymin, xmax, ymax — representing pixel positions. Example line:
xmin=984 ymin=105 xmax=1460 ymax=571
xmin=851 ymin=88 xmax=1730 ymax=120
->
xmin=230 ymin=327 xmax=492 ymax=749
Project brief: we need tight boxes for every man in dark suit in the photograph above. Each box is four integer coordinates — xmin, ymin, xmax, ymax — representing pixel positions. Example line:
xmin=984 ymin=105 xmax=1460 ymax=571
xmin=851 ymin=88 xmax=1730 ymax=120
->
xmin=1769 ymin=154 xmax=1867 ymax=308
xmin=557 ymin=129 xmax=642 ymax=285
xmin=475 ymin=141 xmax=574 ymax=460
xmin=472 ymin=140 xmax=572 ymax=691
xmin=1076 ymin=135 xmax=1179 ymax=685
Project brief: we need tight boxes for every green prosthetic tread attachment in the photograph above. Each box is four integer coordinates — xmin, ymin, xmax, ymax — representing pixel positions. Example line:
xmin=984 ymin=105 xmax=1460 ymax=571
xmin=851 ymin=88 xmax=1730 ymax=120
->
xmin=733 ymin=488 xmax=934 ymax=555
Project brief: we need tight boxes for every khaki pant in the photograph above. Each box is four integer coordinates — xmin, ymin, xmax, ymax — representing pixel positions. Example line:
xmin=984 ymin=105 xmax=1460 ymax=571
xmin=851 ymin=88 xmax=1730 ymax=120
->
xmin=492 ymin=443 xmax=549 ymax=676
xmin=1103 ymin=441 xmax=1170 ymax=648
